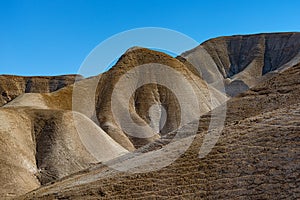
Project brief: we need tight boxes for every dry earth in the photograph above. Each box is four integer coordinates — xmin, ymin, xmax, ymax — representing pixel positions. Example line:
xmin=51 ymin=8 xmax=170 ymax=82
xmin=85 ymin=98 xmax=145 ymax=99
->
xmin=0 ymin=32 xmax=299 ymax=199
xmin=17 ymin=61 xmax=300 ymax=200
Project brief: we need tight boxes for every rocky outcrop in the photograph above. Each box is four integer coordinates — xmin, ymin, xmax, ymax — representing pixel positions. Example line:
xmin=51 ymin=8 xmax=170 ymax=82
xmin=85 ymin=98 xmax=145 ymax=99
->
xmin=0 ymin=74 xmax=82 ymax=106
xmin=182 ymin=32 xmax=300 ymax=96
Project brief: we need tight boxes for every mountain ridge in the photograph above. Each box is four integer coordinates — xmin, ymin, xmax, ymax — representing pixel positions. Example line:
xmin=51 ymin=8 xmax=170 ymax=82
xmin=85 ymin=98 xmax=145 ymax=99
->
xmin=0 ymin=32 xmax=299 ymax=199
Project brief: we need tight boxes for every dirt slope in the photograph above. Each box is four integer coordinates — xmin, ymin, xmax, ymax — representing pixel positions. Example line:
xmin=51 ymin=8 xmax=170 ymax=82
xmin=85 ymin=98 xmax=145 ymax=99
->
xmin=17 ymin=55 xmax=300 ymax=200
xmin=0 ymin=48 xmax=224 ymax=198
xmin=1 ymin=32 xmax=300 ymax=199
xmin=0 ymin=108 xmax=128 ymax=199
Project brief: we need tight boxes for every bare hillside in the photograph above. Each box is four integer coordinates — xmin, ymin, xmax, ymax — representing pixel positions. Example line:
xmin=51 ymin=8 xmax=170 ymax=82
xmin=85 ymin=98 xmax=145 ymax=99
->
xmin=18 ymin=60 xmax=300 ymax=200
xmin=0 ymin=32 xmax=299 ymax=199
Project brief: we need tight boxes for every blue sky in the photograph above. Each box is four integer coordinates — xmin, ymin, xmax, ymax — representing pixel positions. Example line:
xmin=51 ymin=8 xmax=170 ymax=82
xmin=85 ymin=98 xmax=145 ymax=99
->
xmin=1 ymin=0 xmax=300 ymax=76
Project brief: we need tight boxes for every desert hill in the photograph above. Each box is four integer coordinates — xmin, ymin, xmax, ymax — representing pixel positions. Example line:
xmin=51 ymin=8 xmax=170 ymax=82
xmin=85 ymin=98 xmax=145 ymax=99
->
xmin=0 ymin=107 xmax=128 ymax=199
xmin=0 ymin=48 xmax=224 ymax=198
xmin=19 ymin=58 xmax=300 ymax=200
xmin=4 ymin=48 xmax=226 ymax=150
xmin=0 ymin=75 xmax=81 ymax=106
xmin=91 ymin=48 xmax=226 ymax=150
xmin=0 ymin=32 xmax=299 ymax=199
xmin=182 ymin=32 xmax=300 ymax=96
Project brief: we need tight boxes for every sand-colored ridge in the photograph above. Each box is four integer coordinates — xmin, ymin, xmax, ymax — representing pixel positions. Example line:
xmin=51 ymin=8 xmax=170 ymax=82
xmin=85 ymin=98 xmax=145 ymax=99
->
xmin=0 ymin=32 xmax=300 ymax=199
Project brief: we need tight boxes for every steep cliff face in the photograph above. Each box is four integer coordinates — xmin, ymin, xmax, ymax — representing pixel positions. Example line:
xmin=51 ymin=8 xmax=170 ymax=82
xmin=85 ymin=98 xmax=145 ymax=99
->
xmin=0 ymin=75 xmax=82 ymax=106
xmin=182 ymin=32 xmax=300 ymax=96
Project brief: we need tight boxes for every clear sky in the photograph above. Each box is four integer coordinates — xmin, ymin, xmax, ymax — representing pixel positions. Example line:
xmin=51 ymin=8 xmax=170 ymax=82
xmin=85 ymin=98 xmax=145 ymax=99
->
xmin=1 ymin=0 xmax=300 ymax=76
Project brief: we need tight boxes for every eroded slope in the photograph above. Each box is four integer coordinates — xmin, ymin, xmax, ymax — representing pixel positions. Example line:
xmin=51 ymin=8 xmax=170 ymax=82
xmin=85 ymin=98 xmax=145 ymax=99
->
xmin=182 ymin=32 xmax=300 ymax=96
xmin=0 ymin=75 xmax=81 ymax=106
xmin=18 ymin=56 xmax=300 ymax=200
xmin=0 ymin=108 xmax=128 ymax=199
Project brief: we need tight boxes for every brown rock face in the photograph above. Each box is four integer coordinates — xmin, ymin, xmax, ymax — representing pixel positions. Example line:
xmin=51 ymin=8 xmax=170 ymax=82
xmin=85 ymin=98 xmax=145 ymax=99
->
xmin=0 ymin=74 xmax=82 ymax=106
xmin=182 ymin=32 xmax=300 ymax=96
